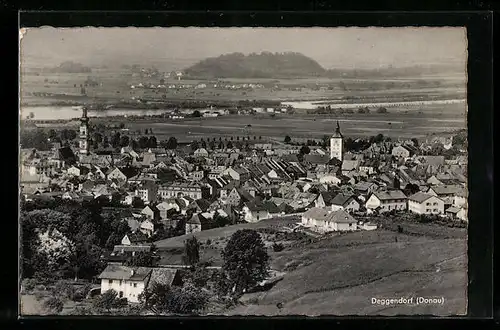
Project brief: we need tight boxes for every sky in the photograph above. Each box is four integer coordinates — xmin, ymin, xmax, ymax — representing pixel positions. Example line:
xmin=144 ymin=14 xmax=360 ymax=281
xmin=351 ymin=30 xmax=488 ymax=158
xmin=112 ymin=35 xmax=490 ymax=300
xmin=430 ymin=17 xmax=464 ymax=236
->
xmin=20 ymin=27 xmax=467 ymax=71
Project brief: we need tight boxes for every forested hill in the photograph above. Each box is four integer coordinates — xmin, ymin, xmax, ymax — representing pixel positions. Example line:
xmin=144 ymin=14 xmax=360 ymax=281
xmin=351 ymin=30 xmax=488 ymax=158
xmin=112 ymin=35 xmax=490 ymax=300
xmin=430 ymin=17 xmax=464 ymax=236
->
xmin=183 ymin=52 xmax=327 ymax=78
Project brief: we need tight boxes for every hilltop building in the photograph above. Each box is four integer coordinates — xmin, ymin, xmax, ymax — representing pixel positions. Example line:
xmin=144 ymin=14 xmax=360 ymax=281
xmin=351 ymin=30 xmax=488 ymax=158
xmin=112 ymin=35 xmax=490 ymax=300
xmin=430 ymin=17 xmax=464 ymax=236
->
xmin=330 ymin=121 xmax=343 ymax=162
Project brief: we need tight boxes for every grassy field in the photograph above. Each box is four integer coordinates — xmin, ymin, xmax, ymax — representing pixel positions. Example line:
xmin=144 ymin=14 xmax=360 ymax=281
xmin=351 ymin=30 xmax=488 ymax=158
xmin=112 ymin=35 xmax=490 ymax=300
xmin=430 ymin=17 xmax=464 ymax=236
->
xmin=226 ymin=238 xmax=466 ymax=316
xmin=154 ymin=215 xmax=467 ymax=316
xmin=21 ymin=69 xmax=465 ymax=106
xmin=97 ymin=109 xmax=466 ymax=141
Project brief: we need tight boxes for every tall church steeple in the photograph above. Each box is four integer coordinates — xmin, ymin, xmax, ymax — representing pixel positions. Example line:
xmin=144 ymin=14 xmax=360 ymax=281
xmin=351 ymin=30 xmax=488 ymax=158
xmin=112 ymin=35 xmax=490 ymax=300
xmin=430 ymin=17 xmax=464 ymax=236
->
xmin=330 ymin=121 xmax=343 ymax=161
xmin=79 ymin=107 xmax=90 ymax=155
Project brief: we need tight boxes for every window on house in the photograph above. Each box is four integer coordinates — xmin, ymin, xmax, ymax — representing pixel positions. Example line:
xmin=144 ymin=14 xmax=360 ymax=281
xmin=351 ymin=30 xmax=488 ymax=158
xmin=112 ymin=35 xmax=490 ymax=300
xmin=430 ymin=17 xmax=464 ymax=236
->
xmin=119 ymin=291 xmax=123 ymax=298
xmin=433 ymin=209 xmax=437 ymax=212
xmin=109 ymin=280 xmax=113 ymax=284
xmin=119 ymin=280 xmax=122 ymax=285
xmin=134 ymin=283 xmax=137 ymax=288
xmin=426 ymin=202 xmax=430 ymax=206
xmin=433 ymin=202 xmax=438 ymax=205
xmin=426 ymin=209 xmax=431 ymax=212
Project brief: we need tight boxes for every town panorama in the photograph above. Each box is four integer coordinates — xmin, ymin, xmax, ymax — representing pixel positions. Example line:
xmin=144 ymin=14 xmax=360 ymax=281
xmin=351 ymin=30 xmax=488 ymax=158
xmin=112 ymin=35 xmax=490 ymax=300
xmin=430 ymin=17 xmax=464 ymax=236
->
xmin=19 ymin=27 xmax=468 ymax=316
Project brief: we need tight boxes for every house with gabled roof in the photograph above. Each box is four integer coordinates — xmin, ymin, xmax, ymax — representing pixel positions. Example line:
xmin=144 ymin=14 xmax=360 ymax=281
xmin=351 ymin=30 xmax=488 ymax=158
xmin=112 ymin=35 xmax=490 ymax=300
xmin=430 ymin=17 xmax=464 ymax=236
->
xmin=365 ymin=189 xmax=407 ymax=213
xmin=97 ymin=265 xmax=182 ymax=303
xmin=427 ymin=184 xmax=463 ymax=207
xmin=330 ymin=193 xmax=361 ymax=213
xmin=408 ymin=192 xmax=445 ymax=215
xmin=121 ymin=232 xmax=148 ymax=246
xmin=185 ymin=213 xmax=205 ymax=234
xmin=242 ymin=200 xmax=281 ymax=223
xmin=301 ymin=208 xmax=358 ymax=233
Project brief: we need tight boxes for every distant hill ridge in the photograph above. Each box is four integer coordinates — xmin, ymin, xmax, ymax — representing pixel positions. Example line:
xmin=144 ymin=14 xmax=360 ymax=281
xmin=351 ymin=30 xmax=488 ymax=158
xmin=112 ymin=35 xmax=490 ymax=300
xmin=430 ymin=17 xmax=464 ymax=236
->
xmin=184 ymin=52 xmax=326 ymax=78
xmin=184 ymin=52 xmax=464 ymax=79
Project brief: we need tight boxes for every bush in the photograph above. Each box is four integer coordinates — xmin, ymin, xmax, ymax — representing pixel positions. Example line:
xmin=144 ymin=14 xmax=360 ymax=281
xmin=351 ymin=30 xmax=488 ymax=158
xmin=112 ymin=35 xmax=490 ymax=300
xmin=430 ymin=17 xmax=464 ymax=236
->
xmin=272 ymin=243 xmax=284 ymax=252
xmin=43 ymin=296 xmax=64 ymax=314
xmin=22 ymin=278 xmax=37 ymax=293
xmin=206 ymin=239 xmax=211 ymax=245
xmin=53 ymin=280 xmax=76 ymax=300
xmin=165 ymin=284 xmax=209 ymax=314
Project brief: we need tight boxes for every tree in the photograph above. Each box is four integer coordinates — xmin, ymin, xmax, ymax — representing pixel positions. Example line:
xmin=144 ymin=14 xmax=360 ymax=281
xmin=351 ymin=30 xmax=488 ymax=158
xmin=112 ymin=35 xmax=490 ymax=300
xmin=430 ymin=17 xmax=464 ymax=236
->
xmin=376 ymin=107 xmax=388 ymax=114
xmin=132 ymin=197 xmax=145 ymax=209
xmin=111 ymin=132 xmax=121 ymax=148
xmin=93 ymin=289 xmax=119 ymax=312
xmin=147 ymin=136 xmax=158 ymax=148
xmin=192 ymin=110 xmax=202 ymax=117
xmin=166 ymin=137 xmax=178 ymax=150
xmin=374 ymin=134 xmax=385 ymax=144
xmin=227 ymin=141 xmax=233 ymax=149
xmin=43 ymin=296 xmax=64 ymax=314
xmin=299 ymin=145 xmax=311 ymax=155
xmin=118 ymin=135 xmax=129 ymax=148
xmin=284 ymin=135 xmax=291 ymax=144
xmin=138 ymin=136 xmax=149 ymax=149
xmin=183 ymin=237 xmax=200 ymax=266
xmin=192 ymin=140 xmax=202 ymax=152
xmin=221 ymin=229 xmax=270 ymax=295
xmin=125 ymin=251 xmax=155 ymax=267
xmin=411 ymin=138 xmax=419 ymax=147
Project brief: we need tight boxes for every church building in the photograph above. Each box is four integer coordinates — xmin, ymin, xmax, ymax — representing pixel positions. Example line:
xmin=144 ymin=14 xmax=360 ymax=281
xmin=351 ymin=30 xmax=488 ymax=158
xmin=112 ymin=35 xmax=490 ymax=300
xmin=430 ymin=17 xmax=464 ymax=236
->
xmin=79 ymin=107 xmax=90 ymax=155
xmin=330 ymin=121 xmax=343 ymax=162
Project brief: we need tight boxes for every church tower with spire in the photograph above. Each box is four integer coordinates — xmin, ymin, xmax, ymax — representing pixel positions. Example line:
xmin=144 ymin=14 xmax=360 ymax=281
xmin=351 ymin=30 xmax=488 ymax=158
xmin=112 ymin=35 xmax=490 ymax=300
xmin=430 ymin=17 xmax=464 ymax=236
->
xmin=79 ymin=107 xmax=90 ymax=155
xmin=330 ymin=121 xmax=343 ymax=161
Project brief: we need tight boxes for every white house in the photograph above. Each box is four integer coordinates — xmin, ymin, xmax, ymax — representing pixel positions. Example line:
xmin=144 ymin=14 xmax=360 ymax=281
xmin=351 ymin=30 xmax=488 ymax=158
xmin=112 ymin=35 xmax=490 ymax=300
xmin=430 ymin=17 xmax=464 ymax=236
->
xmin=408 ymin=192 xmax=445 ymax=215
xmin=139 ymin=219 xmax=155 ymax=237
xmin=98 ymin=265 xmax=182 ymax=303
xmin=445 ymin=205 xmax=468 ymax=222
xmin=185 ymin=214 xmax=203 ymax=234
xmin=193 ymin=148 xmax=209 ymax=158
xmin=242 ymin=201 xmax=280 ymax=223
xmin=330 ymin=194 xmax=360 ymax=212
xmin=301 ymin=208 xmax=358 ymax=233
xmin=365 ymin=190 xmax=408 ymax=213
xmin=318 ymin=174 xmax=341 ymax=185
xmin=391 ymin=145 xmax=411 ymax=158
xmin=427 ymin=185 xmax=463 ymax=207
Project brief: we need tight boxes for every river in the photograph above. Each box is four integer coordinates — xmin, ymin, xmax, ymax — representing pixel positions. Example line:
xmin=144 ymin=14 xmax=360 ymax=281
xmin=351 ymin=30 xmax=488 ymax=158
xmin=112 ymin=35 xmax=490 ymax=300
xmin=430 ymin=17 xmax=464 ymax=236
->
xmin=20 ymin=97 xmax=467 ymax=121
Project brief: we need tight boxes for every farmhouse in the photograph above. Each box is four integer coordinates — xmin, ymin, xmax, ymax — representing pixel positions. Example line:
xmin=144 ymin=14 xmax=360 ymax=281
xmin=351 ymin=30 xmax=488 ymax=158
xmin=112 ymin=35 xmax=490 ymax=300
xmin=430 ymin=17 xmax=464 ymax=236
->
xmin=98 ymin=265 xmax=182 ymax=303
xmin=301 ymin=208 xmax=358 ymax=233
xmin=365 ymin=190 xmax=407 ymax=212
xmin=408 ymin=192 xmax=445 ymax=215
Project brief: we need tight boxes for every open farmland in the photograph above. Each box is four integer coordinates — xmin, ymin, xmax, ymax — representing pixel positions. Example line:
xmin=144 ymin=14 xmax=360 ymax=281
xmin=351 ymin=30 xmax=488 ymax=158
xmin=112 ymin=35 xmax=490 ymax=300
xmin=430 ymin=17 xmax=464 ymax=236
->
xmin=98 ymin=108 xmax=466 ymax=141
xmin=21 ymin=67 xmax=465 ymax=106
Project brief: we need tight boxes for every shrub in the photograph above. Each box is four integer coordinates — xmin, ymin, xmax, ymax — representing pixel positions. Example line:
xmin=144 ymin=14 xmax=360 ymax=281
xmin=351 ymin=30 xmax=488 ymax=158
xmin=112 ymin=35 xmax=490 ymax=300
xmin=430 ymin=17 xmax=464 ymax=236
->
xmin=164 ymin=284 xmax=209 ymax=314
xmin=272 ymin=243 xmax=284 ymax=252
xmin=206 ymin=239 xmax=211 ymax=245
xmin=22 ymin=278 xmax=37 ymax=293
xmin=53 ymin=280 xmax=76 ymax=300
xmin=43 ymin=296 xmax=64 ymax=314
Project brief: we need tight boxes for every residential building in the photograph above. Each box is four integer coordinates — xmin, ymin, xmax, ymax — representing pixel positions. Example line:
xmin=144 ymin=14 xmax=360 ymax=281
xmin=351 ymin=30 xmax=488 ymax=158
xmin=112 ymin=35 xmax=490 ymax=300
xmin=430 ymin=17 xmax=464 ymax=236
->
xmin=330 ymin=194 xmax=361 ymax=212
xmin=98 ymin=265 xmax=182 ymax=303
xmin=408 ymin=192 xmax=445 ymax=215
xmin=365 ymin=190 xmax=408 ymax=212
xmin=301 ymin=208 xmax=357 ymax=233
